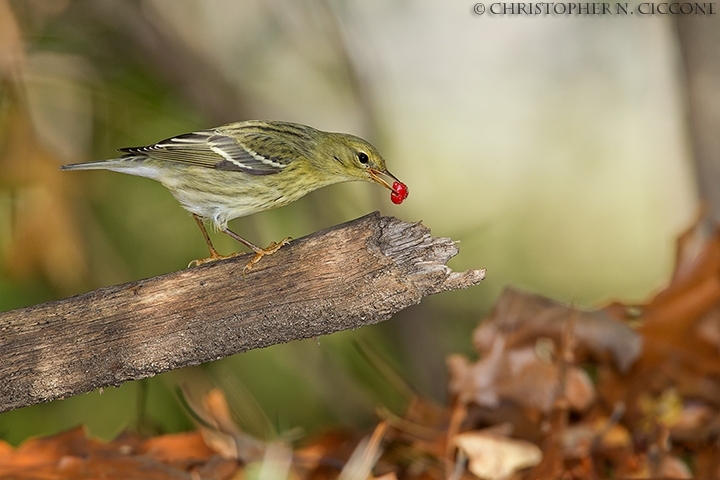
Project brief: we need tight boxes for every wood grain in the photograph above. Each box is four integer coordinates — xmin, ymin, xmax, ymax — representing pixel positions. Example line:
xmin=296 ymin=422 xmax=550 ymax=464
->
xmin=0 ymin=212 xmax=485 ymax=413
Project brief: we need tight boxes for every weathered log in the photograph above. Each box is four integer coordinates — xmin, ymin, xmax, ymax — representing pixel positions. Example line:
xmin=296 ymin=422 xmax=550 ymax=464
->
xmin=0 ymin=212 xmax=485 ymax=413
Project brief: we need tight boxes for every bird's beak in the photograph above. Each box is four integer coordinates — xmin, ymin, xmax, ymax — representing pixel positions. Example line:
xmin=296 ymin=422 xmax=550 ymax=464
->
xmin=368 ymin=168 xmax=400 ymax=191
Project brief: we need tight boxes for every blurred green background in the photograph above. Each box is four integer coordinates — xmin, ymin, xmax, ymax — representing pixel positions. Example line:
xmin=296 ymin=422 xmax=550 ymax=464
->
xmin=0 ymin=0 xmax=700 ymax=445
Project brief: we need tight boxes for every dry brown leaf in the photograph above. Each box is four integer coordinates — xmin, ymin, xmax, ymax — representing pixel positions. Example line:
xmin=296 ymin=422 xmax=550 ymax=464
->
xmin=446 ymin=337 xmax=505 ymax=408
xmin=372 ymin=473 xmax=398 ymax=480
xmin=0 ymin=426 xmax=231 ymax=480
xmin=496 ymin=362 xmax=595 ymax=414
xmin=187 ymin=388 xmax=266 ymax=462
xmin=138 ymin=431 xmax=216 ymax=464
xmin=452 ymin=430 xmax=542 ymax=480
xmin=616 ymin=452 xmax=693 ymax=479
xmin=339 ymin=421 xmax=388 ymax=480
xmin=448 ymin=344 xmax=595 ymax=414
xmin=638 ymin=223 xmax=720 ymax=370
xmin=696 ymin=305 xmax=720 ymax=351
xmin=0 ymin=440 xmax=13 ymax=459
xmin=203 ymin=388 xmax=241 ymax=435
xmin=670 ymin=401 xmax=716 ymax=442
xmin=600 ymin=224 xmax=720 ymax=444
xmin=560 ymin=417 xmax=631 ymax=458
xmin=473 ymin=287 xmax=642 ymax=373
xmin=294 ymin=429 xmax=357 ymax=473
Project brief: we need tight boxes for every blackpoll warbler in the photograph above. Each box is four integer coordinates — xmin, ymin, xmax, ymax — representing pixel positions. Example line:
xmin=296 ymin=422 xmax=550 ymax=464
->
xmin=62 ymin=120 xmax=408 ymax=269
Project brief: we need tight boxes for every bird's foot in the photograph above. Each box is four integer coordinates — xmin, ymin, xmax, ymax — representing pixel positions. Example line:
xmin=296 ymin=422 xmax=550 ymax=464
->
xmin=188 ymin=251 xmax=240 ymax=268
xmin=188 ymin=238 xmax=292 ymax=271
xmin=243 ymin=237 xmax=292 ymax=273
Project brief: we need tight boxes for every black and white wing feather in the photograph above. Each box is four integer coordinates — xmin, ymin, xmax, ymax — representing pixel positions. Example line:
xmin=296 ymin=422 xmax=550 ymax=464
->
xmin=119 ymin=128 xmax=294 ymax=176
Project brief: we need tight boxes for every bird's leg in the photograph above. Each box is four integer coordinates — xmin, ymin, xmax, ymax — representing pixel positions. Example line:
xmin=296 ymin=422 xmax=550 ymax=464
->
xmin=187 ymin=215 xmax=290 ymax=270
xmin=194 ymin=214 xmax=221 ymax=258
xmin=188 ymin=214 xmax=226 ymax=267
xmin=222 ymin=227 xmax=291 ymax=272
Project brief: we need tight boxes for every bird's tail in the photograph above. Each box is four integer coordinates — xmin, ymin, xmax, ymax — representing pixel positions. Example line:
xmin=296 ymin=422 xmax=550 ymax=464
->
xmin=60 ymin=156 xmax=160 ymax=180
xmin=60 ymin=157 xmax=132 ymax=171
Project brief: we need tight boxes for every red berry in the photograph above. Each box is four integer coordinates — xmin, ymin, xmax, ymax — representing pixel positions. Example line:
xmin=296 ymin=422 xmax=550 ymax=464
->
xmin=393 ymin=181 xmax=408 ymax=199
xmin=390 ymin=181 xmax=408 ymax=204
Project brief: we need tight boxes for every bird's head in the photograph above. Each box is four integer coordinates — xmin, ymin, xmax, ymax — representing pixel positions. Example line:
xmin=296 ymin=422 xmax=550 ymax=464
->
xmin=319 ymin=132 xmax=408 ymax=203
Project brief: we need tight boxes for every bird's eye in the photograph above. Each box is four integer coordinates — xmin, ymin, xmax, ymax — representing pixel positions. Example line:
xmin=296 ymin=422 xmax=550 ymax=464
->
xmin=357 ymin=152 xmax=369 ymax=165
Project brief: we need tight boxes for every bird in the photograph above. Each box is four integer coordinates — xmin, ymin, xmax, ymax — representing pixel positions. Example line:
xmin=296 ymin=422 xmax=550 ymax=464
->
xmin=61 ymin=120 xmax=408 ymax=270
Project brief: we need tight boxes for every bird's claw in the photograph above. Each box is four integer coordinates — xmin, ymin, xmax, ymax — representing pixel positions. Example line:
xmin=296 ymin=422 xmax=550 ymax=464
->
xmin=188 ymin=252 xmax=238 ymax=268
xmin=242 ymin=237 xmax=292 ymax=273
xmin=189 ymin=238 xmax=292 ymax=271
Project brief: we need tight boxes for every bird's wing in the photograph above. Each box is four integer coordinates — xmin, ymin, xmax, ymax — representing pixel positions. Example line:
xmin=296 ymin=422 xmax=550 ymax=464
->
xmin=119 ymin=129 xmax=294 ymax=176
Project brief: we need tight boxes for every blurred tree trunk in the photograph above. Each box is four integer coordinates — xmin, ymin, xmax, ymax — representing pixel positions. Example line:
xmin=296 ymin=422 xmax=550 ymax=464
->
xmin=675 ymin=13 xmax=720 ymax=225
